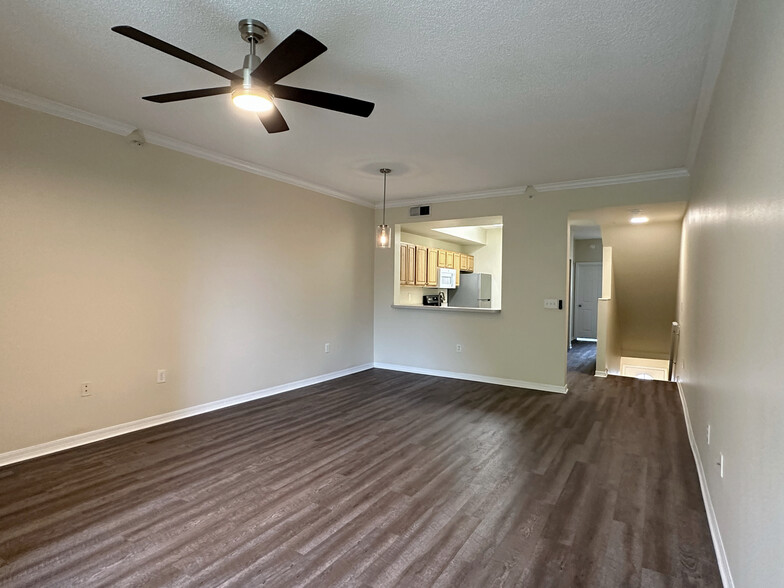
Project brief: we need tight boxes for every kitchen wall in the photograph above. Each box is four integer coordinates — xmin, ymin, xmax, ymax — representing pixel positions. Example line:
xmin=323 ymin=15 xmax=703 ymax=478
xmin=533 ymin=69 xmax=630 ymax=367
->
xmin=399 ymin=232 xmax=467 ymax=253
xmin=677 ymin=0 xmax=784 ymax=585
xmin=0 ymin=101 xmax=374 ymax=455
xmin=469 ymin=227 xmax=502 ymax=308
xmin=601 ymin=221 xmax=681 ymax=359
xmin=374 ymin=177 xmax=690 ymax=390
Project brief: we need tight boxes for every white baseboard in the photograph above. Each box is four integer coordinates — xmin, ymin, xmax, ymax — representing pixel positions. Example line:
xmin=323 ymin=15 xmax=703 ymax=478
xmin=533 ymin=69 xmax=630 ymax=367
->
xmin=677 ymin=381 xmax=734 ymax=588
xmin=373 ymin=362 xmax=568 ymax=394
xmin=0 ymin=363 xmax=373 ymax=467
xmin=594 ymin=370 xmax=608 ymax=378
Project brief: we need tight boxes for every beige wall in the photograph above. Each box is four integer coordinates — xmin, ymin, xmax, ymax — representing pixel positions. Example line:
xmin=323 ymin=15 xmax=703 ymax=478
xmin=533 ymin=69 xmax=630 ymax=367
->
xmin=573 ymin=238 xmax=603 ymax=262
xmin=596 ymin=246 xmax=620 ymax=376
xmin=0 ymin=101 xmax=374 ymax=454
xmin=374 ymin=177 xmax=690 ymax=389
xmin=678 ymin=0 xmax=784 ymax=585
xmin=601 ymin=221 xmax=681 ymax=359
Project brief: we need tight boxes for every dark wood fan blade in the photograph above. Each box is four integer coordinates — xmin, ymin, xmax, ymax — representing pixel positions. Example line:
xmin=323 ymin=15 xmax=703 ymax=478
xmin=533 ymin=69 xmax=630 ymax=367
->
xmin=252 ymin=29 xmax=327 ymax=86
xmin=143 ymin=86 xmax=231 ymax=103
xmin=112 ymin=26 xmax=240 ymax=81
xmin=259 ymin=106 xmax=289 ymax=133
xmin=272 ymin=84 xmax=375 ymax=117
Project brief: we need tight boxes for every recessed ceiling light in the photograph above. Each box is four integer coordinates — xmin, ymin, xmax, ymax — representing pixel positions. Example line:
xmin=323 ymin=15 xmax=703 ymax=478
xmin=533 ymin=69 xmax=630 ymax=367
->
xmin=630 ymin=216 xmax=649 ymax=224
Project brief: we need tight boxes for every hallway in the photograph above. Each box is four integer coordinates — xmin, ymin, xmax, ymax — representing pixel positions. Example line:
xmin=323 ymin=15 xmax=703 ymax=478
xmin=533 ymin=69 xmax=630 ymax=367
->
xmin=568 ymin=340 xmax=597 ymax=376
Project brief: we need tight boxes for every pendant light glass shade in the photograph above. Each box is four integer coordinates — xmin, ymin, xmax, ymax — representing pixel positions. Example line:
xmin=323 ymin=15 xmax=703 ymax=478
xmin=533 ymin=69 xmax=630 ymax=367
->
xmin=376 ymin=224 xmax=391 ymax=248
xmin=376 ymin=168 xmax=392 ymax=248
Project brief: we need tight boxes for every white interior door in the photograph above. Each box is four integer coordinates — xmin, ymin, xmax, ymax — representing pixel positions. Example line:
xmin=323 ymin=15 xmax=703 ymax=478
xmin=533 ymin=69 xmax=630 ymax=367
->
xmin=575 ymin=262 xmax=602 ymax=339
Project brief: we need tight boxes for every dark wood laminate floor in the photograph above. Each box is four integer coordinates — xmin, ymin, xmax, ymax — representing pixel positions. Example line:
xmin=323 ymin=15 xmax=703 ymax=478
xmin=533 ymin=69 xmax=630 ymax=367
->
xmin=0 ymin=346 xmax=720 ymax=587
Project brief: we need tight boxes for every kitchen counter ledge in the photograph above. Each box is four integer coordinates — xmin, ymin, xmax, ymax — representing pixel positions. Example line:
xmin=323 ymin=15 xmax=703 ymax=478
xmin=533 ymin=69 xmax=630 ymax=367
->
xmin=391 ymin=304 xmax=501 ymax=313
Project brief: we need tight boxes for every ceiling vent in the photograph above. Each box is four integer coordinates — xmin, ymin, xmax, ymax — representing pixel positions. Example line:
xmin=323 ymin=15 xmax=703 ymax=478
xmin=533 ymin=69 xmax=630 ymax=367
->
xmin=409 ymin=205 xmax=431 ymax=217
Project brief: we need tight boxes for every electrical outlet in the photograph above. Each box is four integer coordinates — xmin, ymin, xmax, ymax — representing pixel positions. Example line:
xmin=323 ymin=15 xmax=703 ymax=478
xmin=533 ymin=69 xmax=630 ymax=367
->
xmin=706 ymin=424 xmax=711 ymax=445
xmin=324 ymin=343 xmax=330 ymax=353
xmin=456 ymin=344 xmax=462 ymax=352
xmin=156 ymin=369 xmax=167 ymax=384
xmin=80 ymin=382 xmax=91 ymax=397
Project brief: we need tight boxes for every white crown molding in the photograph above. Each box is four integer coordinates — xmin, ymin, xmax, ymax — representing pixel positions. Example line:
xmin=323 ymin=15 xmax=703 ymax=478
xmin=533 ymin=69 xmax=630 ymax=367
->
xmin=678 ymin=380 xmax=735 ymax=588
xmin=0 ymin=84 xmax=374 ymax=209
xmin=374 ymin=362 xmax=568 ymax=394
xmin=0 ymin=83 xmax=690 ymax=212
xmin=0 ymin=363 xmax=373 ymax=467
xmin=686 ymin=0 xmax=737 ymax=170
xmin=381 ymin=168 xmax=690 ymax=209
xmin=0 ymin=83 xmax=136 ymax=136
xmin=385 ymin=185 xmax=533 ymax=210
xmin=535 ymin=168 xmax=690 ymax=192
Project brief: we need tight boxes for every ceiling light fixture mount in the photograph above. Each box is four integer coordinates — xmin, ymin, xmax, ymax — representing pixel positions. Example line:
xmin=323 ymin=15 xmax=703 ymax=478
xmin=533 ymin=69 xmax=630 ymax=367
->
xmin=376 ymin=168 xmax=392 ymax=248
xmin=237 ymin=18 xmax=269 ymax=45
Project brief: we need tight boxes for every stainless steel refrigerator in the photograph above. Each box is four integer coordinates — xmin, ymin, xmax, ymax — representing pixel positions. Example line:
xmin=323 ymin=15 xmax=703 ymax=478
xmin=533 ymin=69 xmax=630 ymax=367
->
xmin=448 ymin=273 xmax=492 ymax=308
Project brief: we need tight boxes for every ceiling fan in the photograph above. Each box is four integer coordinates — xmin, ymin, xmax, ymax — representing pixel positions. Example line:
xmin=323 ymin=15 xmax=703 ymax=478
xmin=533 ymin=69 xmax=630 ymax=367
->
xmin=112 ymin=19 xmax=375 ymax=133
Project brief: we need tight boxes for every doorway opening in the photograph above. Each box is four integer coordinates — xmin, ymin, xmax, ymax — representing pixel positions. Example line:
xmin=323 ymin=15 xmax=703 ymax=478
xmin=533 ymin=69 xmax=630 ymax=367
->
xmin=567 ymin=201 xmax=687 ymax=381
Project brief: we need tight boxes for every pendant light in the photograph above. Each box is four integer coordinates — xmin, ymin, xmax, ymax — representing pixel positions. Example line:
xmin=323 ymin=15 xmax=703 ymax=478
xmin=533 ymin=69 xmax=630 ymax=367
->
xmin=376 ymin=168 xmax=392 ymax=248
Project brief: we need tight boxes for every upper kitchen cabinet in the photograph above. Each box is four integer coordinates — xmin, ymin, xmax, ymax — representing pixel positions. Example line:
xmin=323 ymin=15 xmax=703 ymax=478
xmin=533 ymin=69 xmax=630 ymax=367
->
xmin=415 ymin=246 xmax=428 ymax=286
xmin=427 ymin=248 xmax=438 ymax=287
xmin=399 ymin=243 xmax=416 ymax=286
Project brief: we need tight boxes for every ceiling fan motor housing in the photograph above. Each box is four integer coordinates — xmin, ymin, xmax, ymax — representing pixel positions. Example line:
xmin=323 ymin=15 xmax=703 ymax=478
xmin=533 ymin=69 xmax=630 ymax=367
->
xmin=238 ymin=19 xmax=268 ymax=44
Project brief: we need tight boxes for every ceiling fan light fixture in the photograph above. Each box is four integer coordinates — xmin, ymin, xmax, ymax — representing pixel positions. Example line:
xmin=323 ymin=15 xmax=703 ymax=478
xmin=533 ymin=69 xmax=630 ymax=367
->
xmin=231 ymin=87 xmax=274 ymax=112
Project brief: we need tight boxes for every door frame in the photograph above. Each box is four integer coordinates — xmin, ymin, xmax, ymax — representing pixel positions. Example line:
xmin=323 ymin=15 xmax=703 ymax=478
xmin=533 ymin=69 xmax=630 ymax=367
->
xmin=573 ymin=262 xmax=603 ymax=341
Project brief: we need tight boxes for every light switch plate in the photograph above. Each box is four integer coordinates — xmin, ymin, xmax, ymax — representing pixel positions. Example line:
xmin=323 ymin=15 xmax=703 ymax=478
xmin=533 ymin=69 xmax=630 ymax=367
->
xmin=544 ymin=299 xmax=559 ymax=309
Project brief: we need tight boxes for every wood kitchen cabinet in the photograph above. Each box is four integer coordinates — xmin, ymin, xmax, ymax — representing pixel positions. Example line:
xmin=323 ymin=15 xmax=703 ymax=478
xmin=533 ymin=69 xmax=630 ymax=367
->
xmin=400 ymin=243 xmax=473 ymax=287
xmin=400 ymin=243 xmax=416 ymax=285
xmin=415 ymin=246 xmax=428 ymax=286
xmin=399 ymin=244 xmax=408 ymax=283
xmin=427 ymin=248 xmax=438 ymax=287
xmin=406 ymin=244 xmax=416 ymax=285
xmin=445 ymin=251 xmax=455 ymax=269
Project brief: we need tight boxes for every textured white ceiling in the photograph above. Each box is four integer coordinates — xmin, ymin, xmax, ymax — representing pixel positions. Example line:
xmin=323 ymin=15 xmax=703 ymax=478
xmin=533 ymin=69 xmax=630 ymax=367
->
xmin=0 ymin=0 xmax=721 ymax=203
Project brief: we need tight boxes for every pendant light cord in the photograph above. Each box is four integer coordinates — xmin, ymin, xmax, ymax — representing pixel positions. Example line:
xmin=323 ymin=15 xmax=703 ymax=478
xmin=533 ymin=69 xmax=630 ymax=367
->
xmin=382 ymin=171 xmax=387 ymax=226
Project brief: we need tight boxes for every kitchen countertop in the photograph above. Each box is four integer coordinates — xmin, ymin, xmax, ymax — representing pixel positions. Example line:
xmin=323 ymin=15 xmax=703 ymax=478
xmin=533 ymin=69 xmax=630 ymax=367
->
xmin=391 ymin=304 xmax=501 ymax=313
